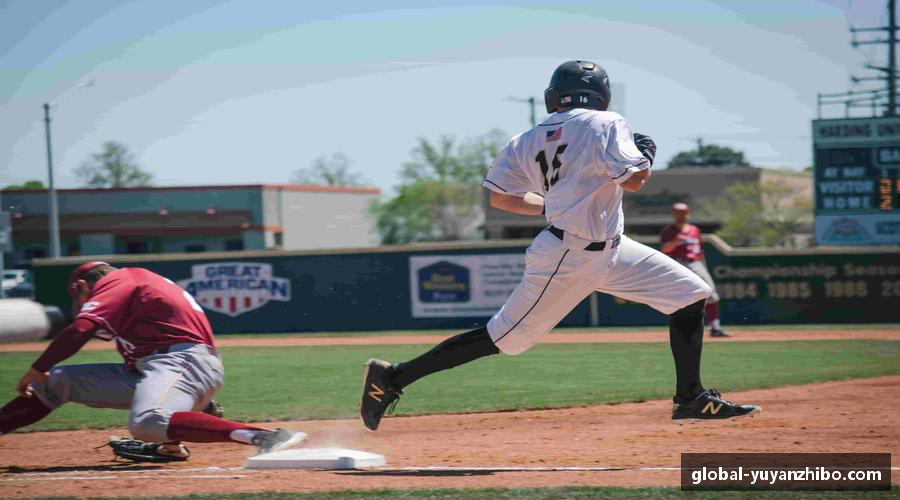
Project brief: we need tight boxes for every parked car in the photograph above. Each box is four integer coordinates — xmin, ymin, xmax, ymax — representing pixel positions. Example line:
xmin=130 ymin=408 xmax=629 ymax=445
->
xmin=2 ymin=269 xmax=34 ymax=299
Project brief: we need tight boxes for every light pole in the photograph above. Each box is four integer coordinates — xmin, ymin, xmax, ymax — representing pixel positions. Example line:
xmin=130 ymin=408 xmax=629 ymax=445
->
xmin=43 ymin=103 xmax=61 ymax=258
xmin=41 ymin=80 xmax=95 ymax=259
xmin=0 ymin=191 xmax=5 ymax=299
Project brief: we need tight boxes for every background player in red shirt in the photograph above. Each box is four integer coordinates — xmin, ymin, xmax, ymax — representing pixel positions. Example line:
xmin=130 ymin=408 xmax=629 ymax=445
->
xmin=0 ymin=262 xmax=305 ymax=462
xmin=660 ymin=203 xmax=729 ymax=337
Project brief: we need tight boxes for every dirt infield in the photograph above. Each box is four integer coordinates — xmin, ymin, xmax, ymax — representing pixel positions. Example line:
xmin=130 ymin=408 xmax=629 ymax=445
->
xmin=1 ymin=376 xmax=897 ymax=498
xmin=2 ymin=327 xmax=899 ymax=352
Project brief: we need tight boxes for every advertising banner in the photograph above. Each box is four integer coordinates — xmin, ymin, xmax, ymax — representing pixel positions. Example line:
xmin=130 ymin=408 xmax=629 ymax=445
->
xmin=177 ymin=262 xmax=291 ymax=317
xmin=410 ymin=254 xmax=524 ymax=318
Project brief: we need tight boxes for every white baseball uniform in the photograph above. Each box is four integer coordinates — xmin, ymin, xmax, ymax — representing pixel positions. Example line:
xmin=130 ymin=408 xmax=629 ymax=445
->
xmin=483 ymin=108 xmax=711 ymax=355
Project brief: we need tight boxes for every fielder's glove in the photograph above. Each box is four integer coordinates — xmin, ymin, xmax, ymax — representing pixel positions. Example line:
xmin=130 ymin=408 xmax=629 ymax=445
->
xmin=203 ymin=399 xmax=224 ymax=418
xmin=633 ymin=132 xmax=656 ymax=167
xmin=103 ymin=436 xmax=190 ymax=463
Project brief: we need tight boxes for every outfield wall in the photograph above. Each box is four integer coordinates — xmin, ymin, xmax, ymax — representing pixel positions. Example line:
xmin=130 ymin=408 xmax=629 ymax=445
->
xmin=32 ymin=235 xmax=900 ymax=334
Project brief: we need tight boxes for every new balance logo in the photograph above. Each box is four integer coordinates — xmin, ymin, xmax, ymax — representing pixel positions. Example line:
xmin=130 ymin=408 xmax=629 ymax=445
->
xmin=368 ymin=383 xmax=384 ymax=402
xmin=702 ymin=401 xmax=722 ymax=415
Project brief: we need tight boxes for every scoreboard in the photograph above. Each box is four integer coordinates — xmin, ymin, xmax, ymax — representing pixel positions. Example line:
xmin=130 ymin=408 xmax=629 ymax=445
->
xmin=813 ymin=116 xmax=900 ymax=245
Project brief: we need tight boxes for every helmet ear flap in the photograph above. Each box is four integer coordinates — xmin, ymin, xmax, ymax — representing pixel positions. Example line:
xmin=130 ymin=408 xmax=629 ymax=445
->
xmin=599 ymin=74 xmax=611 ymax=110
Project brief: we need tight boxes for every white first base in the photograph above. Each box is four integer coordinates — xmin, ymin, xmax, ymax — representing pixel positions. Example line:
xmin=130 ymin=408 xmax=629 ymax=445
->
xmin=245 ymin=447 xmax=386 ymax=470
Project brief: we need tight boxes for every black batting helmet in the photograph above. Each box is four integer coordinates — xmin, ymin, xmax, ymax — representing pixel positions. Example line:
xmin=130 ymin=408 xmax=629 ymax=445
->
xmin=544 ymin=60 xmax=611 ymax=114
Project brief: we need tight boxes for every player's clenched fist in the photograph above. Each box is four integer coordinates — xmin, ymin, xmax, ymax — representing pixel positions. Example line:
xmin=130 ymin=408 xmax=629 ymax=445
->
xmin=15 ymin=367 xmax=48 ymax=398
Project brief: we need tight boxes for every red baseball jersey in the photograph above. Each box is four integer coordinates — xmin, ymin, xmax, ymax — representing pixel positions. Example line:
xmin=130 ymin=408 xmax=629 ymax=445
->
xmin=76 ymin=268 xmax=215 ymax=367
xmin=659 ymin=223 xmax=703 ymax=262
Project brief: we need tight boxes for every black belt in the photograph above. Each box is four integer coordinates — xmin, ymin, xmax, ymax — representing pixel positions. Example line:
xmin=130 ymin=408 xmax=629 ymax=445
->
xmin=149 ymin=343 xmax=216 ymax=356
xmin=548 ymin=226 xmax=621 ymax=251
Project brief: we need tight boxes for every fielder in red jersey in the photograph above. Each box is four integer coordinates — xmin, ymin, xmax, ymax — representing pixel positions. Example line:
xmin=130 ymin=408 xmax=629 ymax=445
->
xmin=660 ymin=203 xmax=730 ymax=337
xmin=1 ymin=262 xmax=305 ymax=462
xmin=70 ymin=267 xmax=215 ymax=368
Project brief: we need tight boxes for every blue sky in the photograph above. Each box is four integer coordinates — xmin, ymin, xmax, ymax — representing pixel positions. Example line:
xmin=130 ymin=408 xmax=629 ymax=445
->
xmin=0 ymin=0 xmax=886 ymax=191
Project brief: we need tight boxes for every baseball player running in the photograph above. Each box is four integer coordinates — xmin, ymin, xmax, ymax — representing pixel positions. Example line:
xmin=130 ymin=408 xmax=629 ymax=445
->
xmin=660 ymin=202 xmax=729 ymax=337
xmin=0 ymin=262 xmax=305 ymax=462
xmin=361 ymin=60 xmax=759 ymax=431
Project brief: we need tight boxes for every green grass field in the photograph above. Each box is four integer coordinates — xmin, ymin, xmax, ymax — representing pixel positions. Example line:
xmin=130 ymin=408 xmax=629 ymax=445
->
xmin=2 ymin=323 xmax=893 ymax=346
xmin=2 ymin=339 xmax=898 ymax=432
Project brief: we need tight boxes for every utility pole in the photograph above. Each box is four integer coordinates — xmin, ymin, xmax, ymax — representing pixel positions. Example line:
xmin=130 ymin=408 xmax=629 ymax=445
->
xmin=526 ymin=96 xmax=535 ymax=127
xmin=0 ymin=191 xmax=5 ymax=299
xmin=890 ymin=0 xmax=897 ymax=115
xmin=844 ymin=0 xmax=899 ymax=116
xmin=43 ymin=103 xmax=61 ymax=258
xmin=506 ymin=96 xmax=537 ymax=127
xmin=694 ymin=137 xmax=704 ymax=166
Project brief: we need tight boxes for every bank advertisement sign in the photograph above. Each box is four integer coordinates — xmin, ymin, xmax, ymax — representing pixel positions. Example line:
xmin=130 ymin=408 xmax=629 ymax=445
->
xmin=410 ymin=254 xmax=524 ymax=318
xmin=812 ymin=117 xmax=900 ymax=245
xmin=178 ymin=262 xmax=291 ymax=317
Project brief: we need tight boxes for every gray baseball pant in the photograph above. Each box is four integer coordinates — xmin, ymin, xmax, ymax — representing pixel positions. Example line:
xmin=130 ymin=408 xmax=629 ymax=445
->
xmin=31 ymin=343 xmax=224 ymax=442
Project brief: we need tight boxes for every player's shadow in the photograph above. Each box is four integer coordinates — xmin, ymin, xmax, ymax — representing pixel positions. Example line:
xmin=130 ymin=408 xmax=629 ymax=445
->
xmin=2 ymin=463 xmax=163 ymax=474
xmin=336 ymin=469 xmax=495 ymax=477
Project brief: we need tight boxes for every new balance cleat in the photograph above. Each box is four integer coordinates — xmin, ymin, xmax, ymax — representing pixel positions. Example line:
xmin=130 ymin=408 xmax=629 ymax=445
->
xmin=360 ymin=358 xmax=403 ymax=431
xmin=672 ymin=389 xmax=759 ymax=420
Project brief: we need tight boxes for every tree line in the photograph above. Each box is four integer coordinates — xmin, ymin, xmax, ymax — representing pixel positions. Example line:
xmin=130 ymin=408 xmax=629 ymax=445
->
xmin=3 ymin=137 xmax=810 ymax=248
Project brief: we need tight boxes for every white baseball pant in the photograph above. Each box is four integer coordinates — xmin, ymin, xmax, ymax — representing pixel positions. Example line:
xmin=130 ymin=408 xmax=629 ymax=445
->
xmin=487 ymin=229 xmax=711 ymax=355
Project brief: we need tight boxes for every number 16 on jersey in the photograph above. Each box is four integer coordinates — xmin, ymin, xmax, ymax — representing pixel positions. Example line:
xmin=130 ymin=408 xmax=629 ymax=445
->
xmin=535 ymin=144 xmax=567 ymax=191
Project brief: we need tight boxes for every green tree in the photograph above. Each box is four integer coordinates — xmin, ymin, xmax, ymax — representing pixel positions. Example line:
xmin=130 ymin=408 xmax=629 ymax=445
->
xmin=668 ymin=141 xmax=750 ymax=168
xmin=699 ymin=181 xmax=812 ymax=247
xmin=291 ymin=152 xmax=370 ymax=187
xmin=371 ymin=129 xmax=506 ymax=244
xmin=3 ymin=180 xmax=45 ymax=190
xmin=75 ymin=141 xmax=152 ymax=188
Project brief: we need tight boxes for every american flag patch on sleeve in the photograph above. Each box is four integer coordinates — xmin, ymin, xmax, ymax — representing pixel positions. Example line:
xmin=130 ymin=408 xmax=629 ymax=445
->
xmin=545 ymin=128 xmax=562 ymax=142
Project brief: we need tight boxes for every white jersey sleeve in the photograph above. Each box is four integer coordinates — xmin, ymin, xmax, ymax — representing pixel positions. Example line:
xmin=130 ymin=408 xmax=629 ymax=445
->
xmin=483 ymin=137 xmax=539 ymax=196
xmin=597 ymin=119 xmax=650 ymax=185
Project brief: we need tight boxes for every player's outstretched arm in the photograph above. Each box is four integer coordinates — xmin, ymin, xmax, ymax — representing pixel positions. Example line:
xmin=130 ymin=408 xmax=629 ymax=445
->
xmin=489 ymin=191 xmax=545 ymax=216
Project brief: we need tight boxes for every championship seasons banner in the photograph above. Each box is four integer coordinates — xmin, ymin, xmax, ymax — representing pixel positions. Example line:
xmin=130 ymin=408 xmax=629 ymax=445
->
xmin=409 ymin=254 xmax=524 ymax=318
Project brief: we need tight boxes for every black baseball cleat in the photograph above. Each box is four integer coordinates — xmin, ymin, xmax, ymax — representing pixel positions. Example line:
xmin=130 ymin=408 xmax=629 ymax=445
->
xmin=710 ymin=328 xmax=730 ymax=337
xmin=672 ymin=389 xmax=760 ymax=420
xmin=251 ymin=428 xmax=308 ymax=455
xmin=360 ymin=358 xmax=403 ymax=431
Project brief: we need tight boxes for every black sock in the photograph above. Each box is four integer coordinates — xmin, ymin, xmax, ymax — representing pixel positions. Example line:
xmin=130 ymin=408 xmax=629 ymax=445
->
xmin=669 ymin=299 xmax=706 ymax=401
xmin=389 ymin=327 xmax=500 ymax=389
